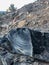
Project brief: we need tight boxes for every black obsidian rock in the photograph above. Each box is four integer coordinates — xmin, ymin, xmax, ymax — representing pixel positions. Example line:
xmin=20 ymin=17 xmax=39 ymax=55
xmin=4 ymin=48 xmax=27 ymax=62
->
xmin=6 ymin=28 xmax=33 ymax=56
xmin=0 ymin=28 xmax=49 ymax=65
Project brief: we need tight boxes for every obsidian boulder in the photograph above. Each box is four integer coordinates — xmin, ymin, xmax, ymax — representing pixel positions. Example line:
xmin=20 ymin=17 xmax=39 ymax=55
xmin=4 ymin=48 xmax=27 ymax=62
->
xmin=0 ymin=28 xmax=49 ymax=65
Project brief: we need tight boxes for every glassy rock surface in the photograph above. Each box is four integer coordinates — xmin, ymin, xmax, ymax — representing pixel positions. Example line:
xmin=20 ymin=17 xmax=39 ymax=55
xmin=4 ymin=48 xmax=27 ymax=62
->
xmin=0 ymin=28 xmax=49 ymax=65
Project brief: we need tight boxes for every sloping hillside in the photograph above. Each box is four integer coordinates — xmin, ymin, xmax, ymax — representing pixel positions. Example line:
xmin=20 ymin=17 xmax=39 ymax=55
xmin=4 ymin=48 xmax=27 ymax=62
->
xmin=0 ymin=0 xmax=49 ymax=36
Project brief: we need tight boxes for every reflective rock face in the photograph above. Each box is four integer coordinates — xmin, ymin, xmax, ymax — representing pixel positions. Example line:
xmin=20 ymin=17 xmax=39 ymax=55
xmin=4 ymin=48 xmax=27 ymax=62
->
xmin=0 ymin=28 xmax=49 ymax=65
xmin=7 ymin=28 xmax=33 ymax=56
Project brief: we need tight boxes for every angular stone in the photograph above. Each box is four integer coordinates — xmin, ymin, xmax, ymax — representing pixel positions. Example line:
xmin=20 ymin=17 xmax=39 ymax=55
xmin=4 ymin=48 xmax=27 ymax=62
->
xmin=31 ymin=30 xmax=49 ymax=62
xmin=0 ymin=28 xmax=49 ymax=65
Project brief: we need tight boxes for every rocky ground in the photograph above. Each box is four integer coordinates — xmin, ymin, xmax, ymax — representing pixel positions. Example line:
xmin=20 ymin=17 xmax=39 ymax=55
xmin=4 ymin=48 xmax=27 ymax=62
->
xmin=0 ymin=0 xmax=49 ymax=65
xmin=1 ymin=0 xmax=49 ymax=36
